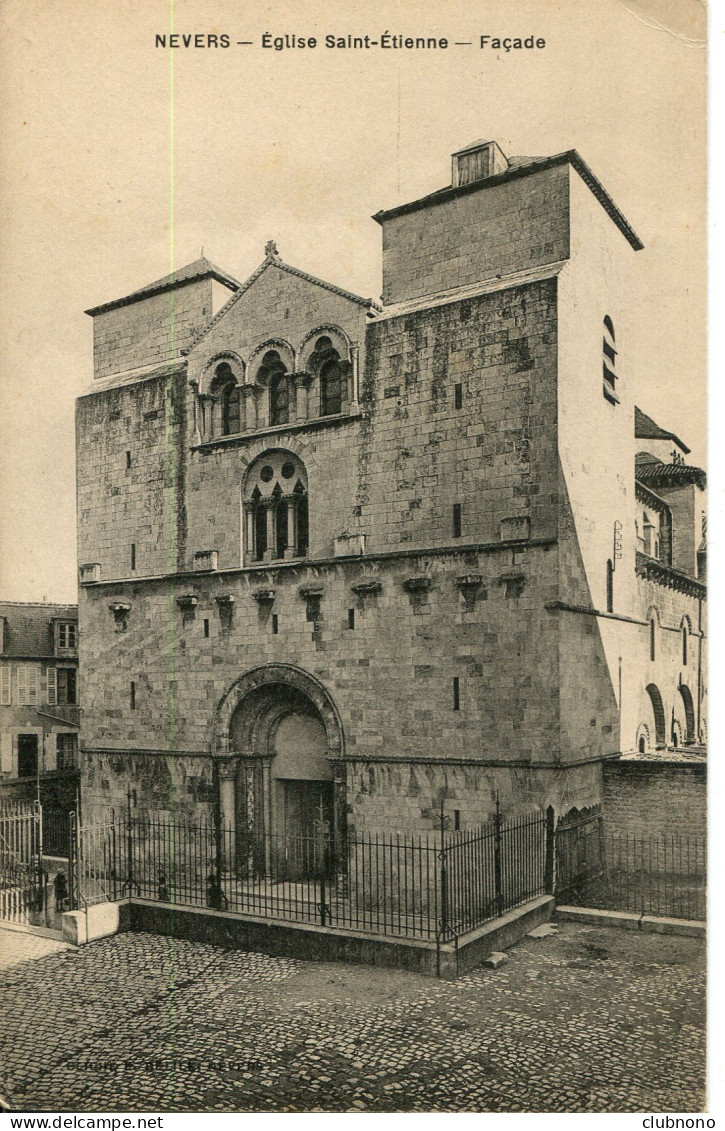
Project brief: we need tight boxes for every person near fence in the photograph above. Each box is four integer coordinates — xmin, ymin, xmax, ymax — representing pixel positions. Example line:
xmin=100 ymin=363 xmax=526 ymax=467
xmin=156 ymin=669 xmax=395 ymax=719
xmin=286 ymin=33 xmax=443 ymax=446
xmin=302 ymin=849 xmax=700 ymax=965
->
xmin=53 ymin=870 xmax=67 ymax=912
xmin=157 ymin=874 xmax=169 ymax=902
xmin=206 ymin=870 xmax=226 ymax=910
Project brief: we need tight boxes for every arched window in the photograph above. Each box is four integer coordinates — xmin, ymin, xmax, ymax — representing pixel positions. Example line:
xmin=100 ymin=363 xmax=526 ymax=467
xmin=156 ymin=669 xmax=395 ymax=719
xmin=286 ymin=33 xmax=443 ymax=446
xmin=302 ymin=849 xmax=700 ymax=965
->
xmin=682 ymin=621 xmax=689 ymax=666
xmin=602 ymin=316 xmax=619 ymax=405
xmin=320 ymin=358 xmax=343 ymax=416
xmin=243 ymin=451 xmax=309 ymax=563
xmin=606 ymin=559 xmax=614 ymax=613
xmin=308 ymin=335 xmax=346 ymax=417
xmin=258 ymin=351 xmax=292 ymax=427
xmin=210 ymin=362 xmax=240 ymax=436
xmin=649 ymin=616 xmax=656 ymax=662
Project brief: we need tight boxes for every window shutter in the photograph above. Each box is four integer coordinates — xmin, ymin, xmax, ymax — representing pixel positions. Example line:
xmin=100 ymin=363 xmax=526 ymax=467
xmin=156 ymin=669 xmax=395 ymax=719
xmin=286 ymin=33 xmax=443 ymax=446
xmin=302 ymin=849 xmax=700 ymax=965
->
xmin=0 ymin=732 xmax=12 ymax=774
xmin=17 ymin=665 xmax=28 ymax=706
xmin=47 ymin=667 xmax=57 ymax=706
xmin=0 ymin=666 xmax=10 ymax=706
xmin=27 ymin=665 xmax=38 ymax=705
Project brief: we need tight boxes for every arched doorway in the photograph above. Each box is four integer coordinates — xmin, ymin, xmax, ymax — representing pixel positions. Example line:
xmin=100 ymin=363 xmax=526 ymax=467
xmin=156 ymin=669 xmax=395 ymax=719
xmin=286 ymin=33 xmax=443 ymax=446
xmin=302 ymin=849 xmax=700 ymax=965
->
xmin=214 ymin=665 xmax=344 ymax=877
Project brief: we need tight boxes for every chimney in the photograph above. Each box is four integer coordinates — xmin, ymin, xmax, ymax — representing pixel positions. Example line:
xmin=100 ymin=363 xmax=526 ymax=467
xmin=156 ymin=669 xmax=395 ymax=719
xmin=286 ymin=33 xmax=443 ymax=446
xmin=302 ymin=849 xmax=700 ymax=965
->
xmin=452 ymin=140 xmax=509 ymax=187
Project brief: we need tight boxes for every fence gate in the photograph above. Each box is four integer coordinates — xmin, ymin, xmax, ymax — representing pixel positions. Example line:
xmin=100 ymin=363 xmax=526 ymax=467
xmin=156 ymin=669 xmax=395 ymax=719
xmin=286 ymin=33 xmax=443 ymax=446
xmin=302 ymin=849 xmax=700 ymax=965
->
xmin=555 ymin=807 xmax=605 ymax=902
xmin=0 ymin=801 xmax=49 ymax=927
xmin=68 ymin=812 xmax=121 ymax=911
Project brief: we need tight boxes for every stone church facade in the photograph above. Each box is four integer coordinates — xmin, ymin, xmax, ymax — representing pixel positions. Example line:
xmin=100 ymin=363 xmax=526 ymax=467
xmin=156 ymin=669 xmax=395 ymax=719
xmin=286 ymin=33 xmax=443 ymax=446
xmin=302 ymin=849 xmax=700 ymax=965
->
xmin=75 ymin=139 xmax=706 ymax=851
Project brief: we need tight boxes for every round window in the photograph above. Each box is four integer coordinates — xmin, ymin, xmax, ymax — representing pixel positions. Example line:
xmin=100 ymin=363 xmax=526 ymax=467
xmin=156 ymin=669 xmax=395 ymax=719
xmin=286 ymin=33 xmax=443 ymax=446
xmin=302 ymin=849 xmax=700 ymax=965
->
xmin=260 ymin=465 xmax=275 ymax=483
xmin=281 ymin=462 xmax=296 ymax=479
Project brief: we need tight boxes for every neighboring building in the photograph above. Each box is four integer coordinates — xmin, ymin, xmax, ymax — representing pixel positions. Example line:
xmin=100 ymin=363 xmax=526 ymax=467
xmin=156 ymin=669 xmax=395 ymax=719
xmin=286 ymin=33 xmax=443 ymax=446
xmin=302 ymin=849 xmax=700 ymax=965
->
xmin=0 ymin=602 xmax=80 ymax=790
xmin=75 ymin=139 xmax=706 ymax=852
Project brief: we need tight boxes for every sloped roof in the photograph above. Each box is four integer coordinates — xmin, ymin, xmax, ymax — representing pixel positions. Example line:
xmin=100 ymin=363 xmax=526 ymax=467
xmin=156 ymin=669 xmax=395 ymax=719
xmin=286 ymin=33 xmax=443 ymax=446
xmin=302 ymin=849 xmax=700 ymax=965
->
xmin=635 ymin=461 xmax=706 ymax=492
xmin=635 ymin=406 xmax=690 ymax=454
xmin=85 ymin=257 xmax=241 ymax=316
xmin=185 ymin=249 xmax=382 ymax=354
xmin=372 ymin=150 xmax=644 ymax=251
xmin=0 ymin=602 xmax=77 ymax=658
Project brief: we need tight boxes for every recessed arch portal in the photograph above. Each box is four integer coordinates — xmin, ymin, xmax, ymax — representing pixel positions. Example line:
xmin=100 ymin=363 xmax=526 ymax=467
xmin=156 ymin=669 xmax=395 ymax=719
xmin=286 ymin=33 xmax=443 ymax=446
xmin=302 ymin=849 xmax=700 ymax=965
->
xmin=213 ymin=665 xmax=344 ymax=858
xmin=645 ymin=683 xmax=666 ymax=749
xmin=679 ymin=684 xmax=696 ymax=745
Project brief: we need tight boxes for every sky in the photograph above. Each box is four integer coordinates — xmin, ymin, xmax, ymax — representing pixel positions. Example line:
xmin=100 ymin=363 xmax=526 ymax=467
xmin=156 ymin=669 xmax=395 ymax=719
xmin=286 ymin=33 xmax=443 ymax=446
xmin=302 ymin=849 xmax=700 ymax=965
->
xmin=0 ymin=0 xmax=708 ymax=604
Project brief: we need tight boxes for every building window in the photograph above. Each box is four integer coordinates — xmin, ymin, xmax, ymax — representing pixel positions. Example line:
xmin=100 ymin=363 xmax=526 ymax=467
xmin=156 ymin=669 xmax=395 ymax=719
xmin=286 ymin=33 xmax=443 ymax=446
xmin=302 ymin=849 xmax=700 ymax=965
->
xmin=682 ymin=623 xmax=688 ymax=666
xmin=131 ymin=543 xmax=136 ymax=571
xmin=57 ymin=668 xmax=77 ymax=705
xmin=210 ymin=362 xmax=241 ymax=436
xmin=320 ymin=358 xmax=344 ymax=416
xmin=47 ymin=667 xmax=57 ymax=706
xmin=306 ymin=335 xmax=348 ymax=418
xmin=1 ymin=666 xmax=11 ymax=706
xmin=17 ymin=665 xmax=39 ymax=706
xmin=244 ymin=451 xmax=309 ymax=563
xmin=130 ymin=681 xmax=136 ymax=710
xmin=17 ymin=734 xmax=38 ymax=778
xmin=606 ymin=560 xmax=614 ymax=613
xmin=58 ymin=622 xmax=77 ymax=650
xmin=57 ymin=733 xmax=78 ymax=771
xmin=257 ymin=351 xmax=292 ymax=427
xmin=453 ymin=504 xmax=462 ymax=538
xmin=453 ymin=677 xmax=461 ymax=711
xmin=454 ymin=383 xmax=463 ymax=410
xmin=602 ymin=315 xmax=619 ymax=404
xmin=649 ymin=616 xmax=657 ymax=662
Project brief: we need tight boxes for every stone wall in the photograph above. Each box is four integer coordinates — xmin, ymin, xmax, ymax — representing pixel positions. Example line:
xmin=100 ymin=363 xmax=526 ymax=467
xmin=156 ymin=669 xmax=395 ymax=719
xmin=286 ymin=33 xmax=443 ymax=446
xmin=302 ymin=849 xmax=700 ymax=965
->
xmin=91 ymin=277 xmax=217 ymax=380
xmin=379 ymin=164 xmax=570 ymax=304
xmin=359 ymin=279 xmax=559 ymax=552
xmin=602 ymin=759 xmax=706 ymax=843
xmin=76 ymin=368 xmax=187 ymax=580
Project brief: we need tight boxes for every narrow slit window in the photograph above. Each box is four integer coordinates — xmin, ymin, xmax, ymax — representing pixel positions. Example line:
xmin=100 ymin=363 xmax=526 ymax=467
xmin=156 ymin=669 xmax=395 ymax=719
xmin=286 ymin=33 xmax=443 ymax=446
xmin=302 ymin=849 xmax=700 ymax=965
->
xmin=130 ymin=681 xmax=136 ymax=710
xmin=131 ymin=544 xmax=136 ymax=571
xmin=454 ymin=809 xmax=461 ymax=831
xmin=126 ymin=450 xmax=132 ymax=469
xmin=272 ymin=614 xmax=279 ymax=635
xmin=650 ymin=618 xmax=656 ymax=662
xmin=454 ymin=383 xmax=463 ymax=410
xmin=348 ymin=609 xmax=355 ymax=629
xmin=453 ymin=676 xmax=460 ymax=711
xmin=203 ymin=619 xmax=210 ymax=638
xmin=453 ymin=503 xmax=462 ymax=539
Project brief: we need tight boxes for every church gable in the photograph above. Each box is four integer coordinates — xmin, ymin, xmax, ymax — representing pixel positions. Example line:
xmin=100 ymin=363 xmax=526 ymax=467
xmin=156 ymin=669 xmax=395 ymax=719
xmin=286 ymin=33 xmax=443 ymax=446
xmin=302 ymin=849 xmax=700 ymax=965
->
xmin=186 ymin=248 xmax=376 ymax=387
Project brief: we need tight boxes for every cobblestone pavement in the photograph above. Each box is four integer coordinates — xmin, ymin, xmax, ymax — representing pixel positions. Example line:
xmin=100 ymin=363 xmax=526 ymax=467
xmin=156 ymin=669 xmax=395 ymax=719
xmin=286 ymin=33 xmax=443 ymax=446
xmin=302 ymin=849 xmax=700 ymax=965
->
xmin=0 ymin=922 xmax=705 ymax=1113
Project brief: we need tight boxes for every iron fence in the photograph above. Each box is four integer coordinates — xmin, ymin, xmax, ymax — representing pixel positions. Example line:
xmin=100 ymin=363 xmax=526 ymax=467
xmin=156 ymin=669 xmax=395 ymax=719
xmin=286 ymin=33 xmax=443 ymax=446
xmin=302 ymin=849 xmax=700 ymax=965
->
xmin=0 ymin=800 xmax=47 ymax=926
xmin=556 ymin=822 xmax=706 ymax=921
xmin=68 ymin=806 xmax=551 ymax=942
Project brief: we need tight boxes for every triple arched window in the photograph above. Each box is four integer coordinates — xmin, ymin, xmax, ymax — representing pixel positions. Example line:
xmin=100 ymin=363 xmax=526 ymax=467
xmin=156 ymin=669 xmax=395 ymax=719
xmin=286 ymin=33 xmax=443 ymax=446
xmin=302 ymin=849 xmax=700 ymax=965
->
xmin=243 ymin=451 xmax=309 ymax=563
xmin=200 ymin=328 xmax=354 ymax=441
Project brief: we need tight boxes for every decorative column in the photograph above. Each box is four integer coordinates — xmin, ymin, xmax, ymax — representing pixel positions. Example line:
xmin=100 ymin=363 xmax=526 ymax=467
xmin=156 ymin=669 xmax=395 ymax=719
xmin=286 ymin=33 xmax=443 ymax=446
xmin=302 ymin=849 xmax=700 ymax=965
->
xmin=244 ymin=505 xmax=256 ymax=563
xmin=284 ymin=495 xmax=298 ymax=559
xmin=198 ymin=393 xmax=212 ymax=441
xmin=189 ymin=380 xmax=201 ymax=445
xmin=262 ymin=497 xmax=277 ymax=562
xmin=294 ymin=372 xmax=312 ymax=422
xmin=217 ymin=758 xmax=238 ymax=870
xmin=350 ymin=344 xmax=360 ymax=409
xmin=241 ymin=384 xmax=259 ymax=431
